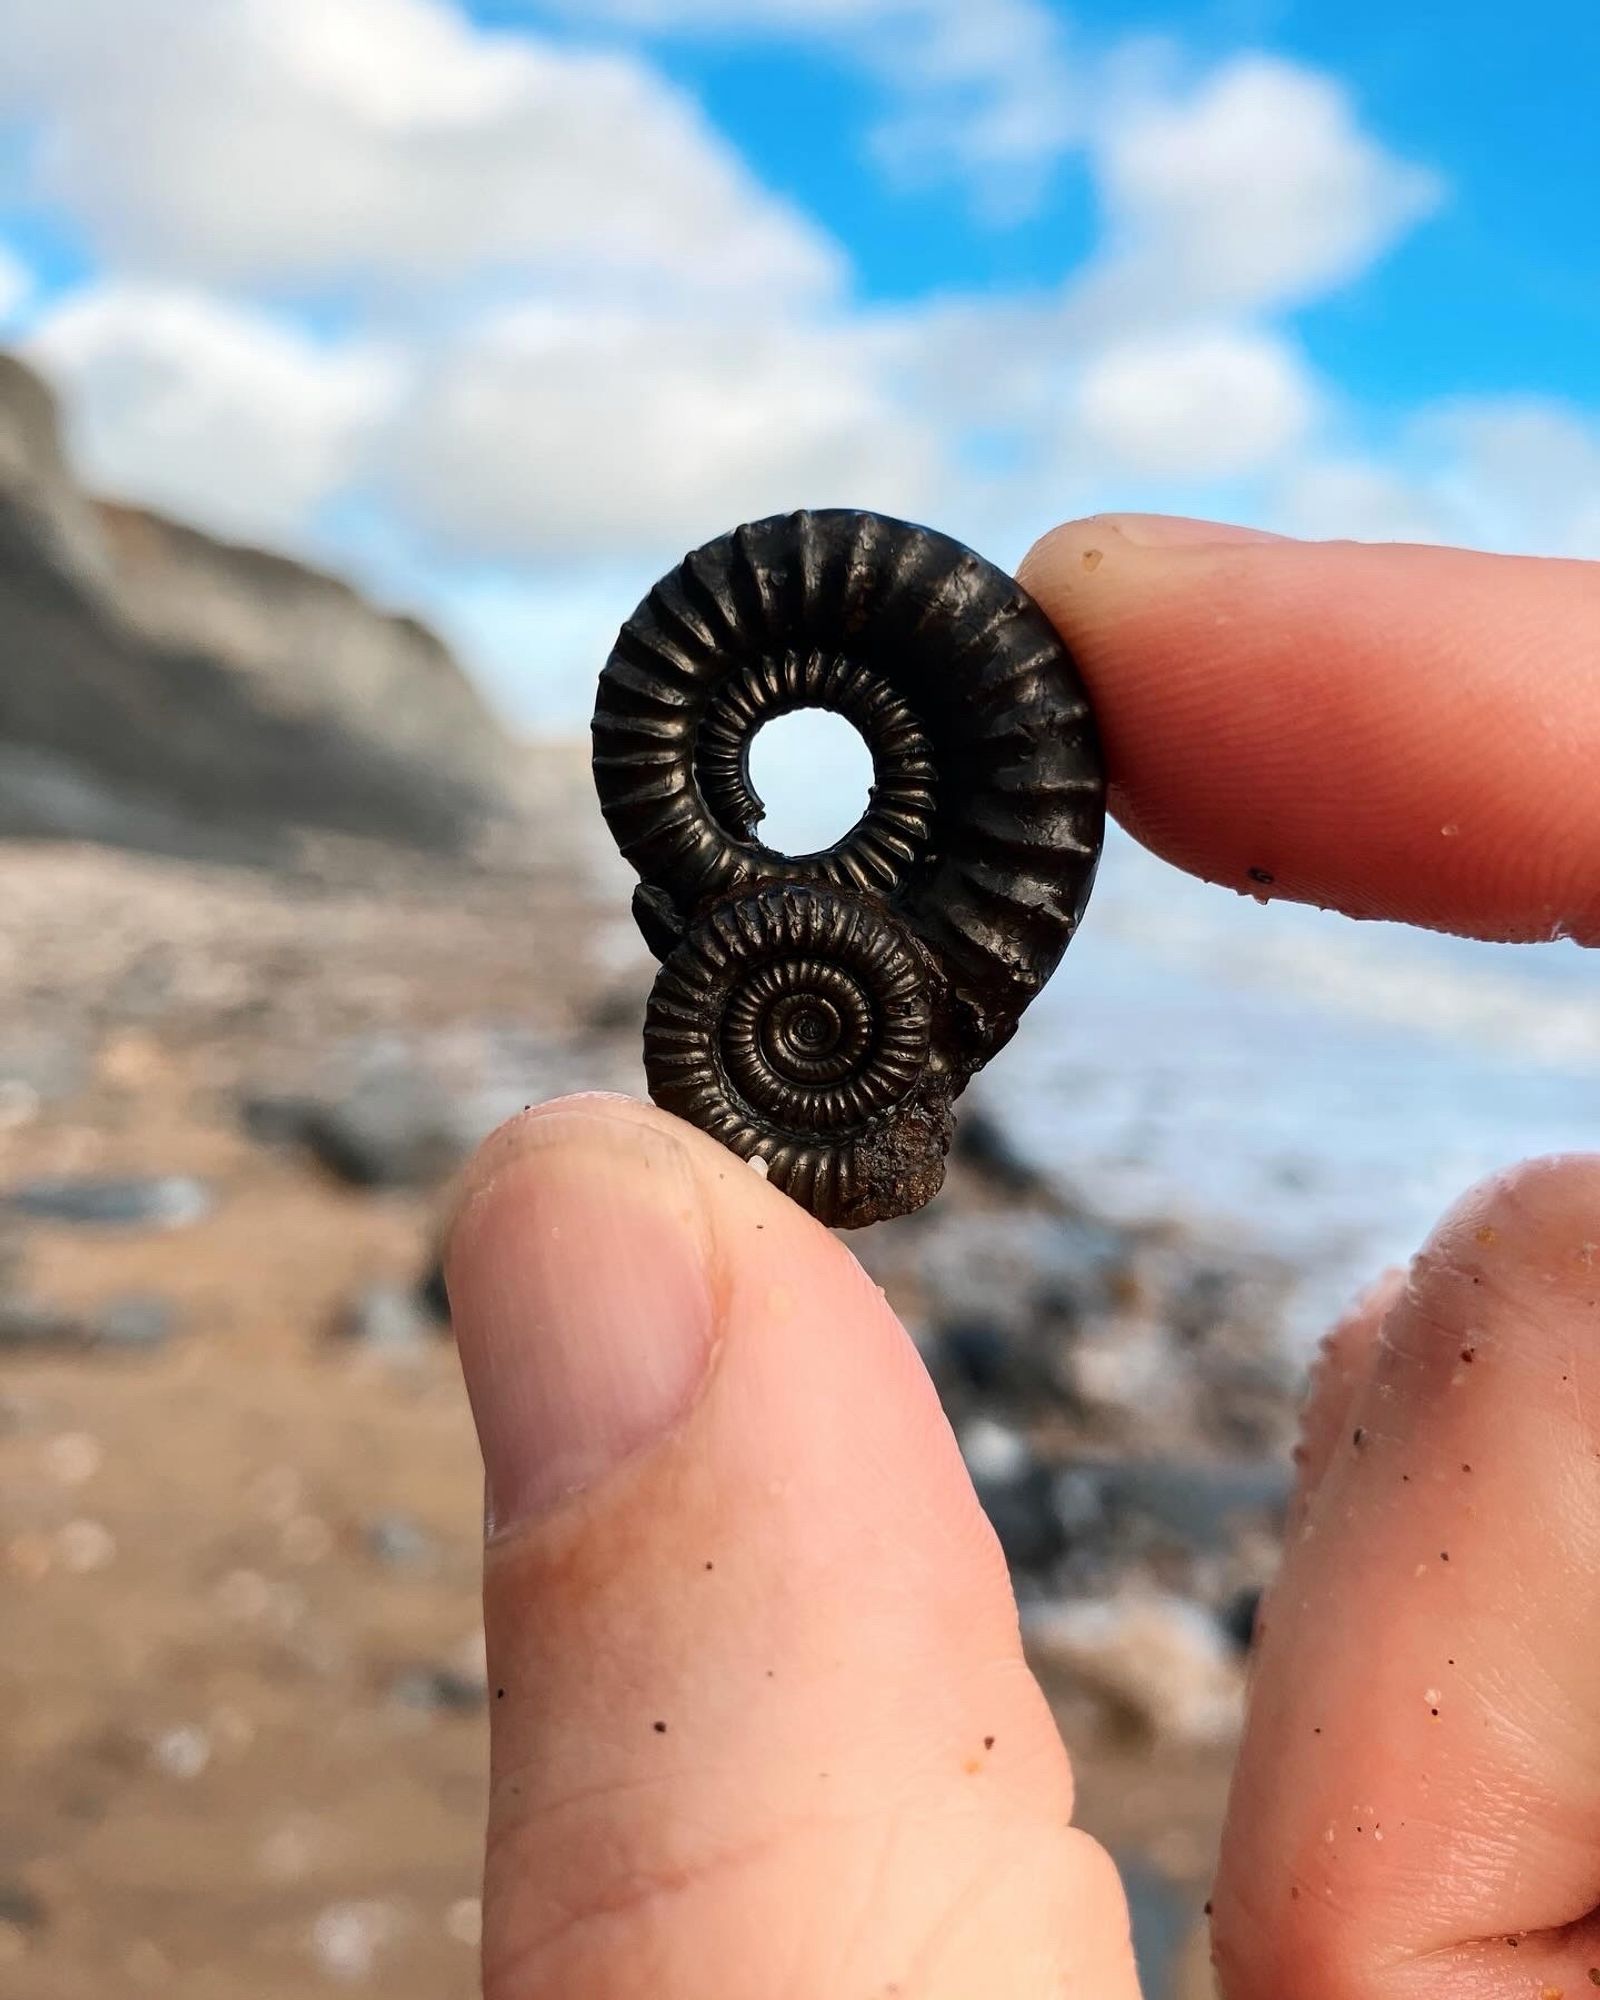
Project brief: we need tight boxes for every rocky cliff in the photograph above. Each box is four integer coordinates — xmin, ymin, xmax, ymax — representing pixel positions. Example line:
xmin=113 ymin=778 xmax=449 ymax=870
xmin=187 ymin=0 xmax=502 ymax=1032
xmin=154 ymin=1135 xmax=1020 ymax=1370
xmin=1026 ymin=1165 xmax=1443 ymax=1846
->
xmin=0 ymin=351 xmax=521 ymax=859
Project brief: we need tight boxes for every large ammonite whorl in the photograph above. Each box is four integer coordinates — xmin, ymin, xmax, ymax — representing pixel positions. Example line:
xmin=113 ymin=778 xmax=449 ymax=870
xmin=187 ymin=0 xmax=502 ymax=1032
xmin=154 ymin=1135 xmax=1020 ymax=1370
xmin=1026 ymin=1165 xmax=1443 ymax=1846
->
xmin=592 ymin=509 xmax=1104 ymax=1227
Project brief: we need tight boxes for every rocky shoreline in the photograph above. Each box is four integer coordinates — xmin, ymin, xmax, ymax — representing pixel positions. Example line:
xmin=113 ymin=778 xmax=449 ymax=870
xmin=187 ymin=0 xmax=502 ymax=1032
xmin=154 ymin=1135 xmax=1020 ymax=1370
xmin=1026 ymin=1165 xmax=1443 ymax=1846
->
xmin=0 ymin=820 xmax=1304 ymax=1996
xmin=0 ymin=350 xmax=524 ymax=861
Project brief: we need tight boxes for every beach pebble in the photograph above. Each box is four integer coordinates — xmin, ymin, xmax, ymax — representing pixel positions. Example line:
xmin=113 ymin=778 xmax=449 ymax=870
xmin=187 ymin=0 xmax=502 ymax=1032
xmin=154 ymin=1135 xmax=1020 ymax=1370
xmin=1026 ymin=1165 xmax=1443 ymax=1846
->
xmin=0 ymin=1883 xmax=44 ymax=1935
xmin=334 ymin=1285 xmax=437 ymax=1356
xmin=444 ymin=1897 xmax=483 ymax=1948
xmin=281 ymin=1515 xmax=334 ymax=1566
xmin=57 ymin=1519 xmax=116 ymax=1574
xmin=95 ymin=1296 xmax=177 ymax=1350
xmin=950 ymin=1102 xmax=1047 ymax=1195
xmin=451 ymin=1626 xmax=489 ymax=1692
xmin=123 ymin=1939 xmax=173 ymax=1986
xmin=1023 ymin=1591 xmax=1245 ymax=1746
xmin=247 ymin=1072 xmax=469 ymax=1190
xmin=249 ymin=1464 xmax=305 ymax=1523
xmin=150 ymin=1726 xmax=212 ymax=1781
xmin=0 ymin=1028 xmax=85 ymax=1107
xmin=958 ymin=1419 xmax=1069 ymax=1576
xmin=310 ymin=1900 xmax=404 ymax=1983
xmin=1219 ymin=1583 xmax=1265 ymax=1654
xmin=389 ymin=1666 xmax=486 ymax=1717
xmin=257 ymin=1815 xmax=326 ymax=1884
xmin=214 ymin=1568 xmax=275 ymax=1622
xmin=0 ymin=1298 xmax=82 ymax=1351
xmin=0 ymin=1293 xmax=176 ymax=1354
xmin=3 ymin=1176 xmax=213 ymax=1230
xmin=0 ymin=1885 xmax=45 ymax=1967
xmin=365 ymin=1514 xmax=437 ymax=1571
xmin=957 ymin=1415 xmax=1034 ymax=1485
xmin=44 ymin=1432 xmax=103 ymax=1487
xmin=6 ymin=1533 xmax=53 ymax=1583
xmin=934 ymin=1320 xmax=1029 ymax=1400
xmin=0 ymin=1080 xmax=40 ymax=1134
xmin=207 ymin=1704 xmax=257 ymax=1755
xmin=414 ymin=1257 xmax=450 ymax=1325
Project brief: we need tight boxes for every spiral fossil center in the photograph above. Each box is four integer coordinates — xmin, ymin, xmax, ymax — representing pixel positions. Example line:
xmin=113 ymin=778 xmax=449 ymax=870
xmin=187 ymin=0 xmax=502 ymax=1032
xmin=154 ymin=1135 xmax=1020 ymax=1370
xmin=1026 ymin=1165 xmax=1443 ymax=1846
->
xmin=726 ymin=959 xmax=874 ymax=1097
xmin=781 ymin=999 xmax=837 ymax=1053
xmin=640 ymin=883 xmax=935 ymax=1165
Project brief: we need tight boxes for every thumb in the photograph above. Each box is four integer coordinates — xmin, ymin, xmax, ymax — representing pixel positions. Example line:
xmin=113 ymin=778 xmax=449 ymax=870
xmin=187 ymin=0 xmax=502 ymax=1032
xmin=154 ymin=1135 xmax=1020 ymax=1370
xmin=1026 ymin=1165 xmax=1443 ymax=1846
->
xmin=446 ymin=1095 xmax=1139 ymax=2000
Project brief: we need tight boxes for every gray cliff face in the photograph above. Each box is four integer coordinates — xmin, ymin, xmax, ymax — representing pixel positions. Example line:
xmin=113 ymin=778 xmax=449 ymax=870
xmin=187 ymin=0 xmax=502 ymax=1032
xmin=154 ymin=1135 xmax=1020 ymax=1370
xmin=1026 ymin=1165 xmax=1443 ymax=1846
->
xmin=0 ymin=351 xmax=519 ymax=859
xmin=0 ymin=352 xmax=115 ymax=593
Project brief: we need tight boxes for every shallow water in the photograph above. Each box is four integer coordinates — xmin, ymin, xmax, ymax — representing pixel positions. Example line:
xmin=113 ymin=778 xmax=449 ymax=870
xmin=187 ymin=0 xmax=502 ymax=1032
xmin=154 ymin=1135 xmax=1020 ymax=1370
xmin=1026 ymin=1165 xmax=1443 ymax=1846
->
xmin=991 ymin=829 xmax=1599 ymax=1348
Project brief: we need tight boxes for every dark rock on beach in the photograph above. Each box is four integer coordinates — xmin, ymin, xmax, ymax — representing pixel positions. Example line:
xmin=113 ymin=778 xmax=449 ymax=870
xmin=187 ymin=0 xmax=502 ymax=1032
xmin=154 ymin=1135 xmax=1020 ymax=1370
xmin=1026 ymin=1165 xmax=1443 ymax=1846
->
xmin=333 ymin=1284 xmax=443 ymax=1356
xmin=388 ymin=1666 xmax=487 ymax=1717
xmin=245 ymin=1074 xmax=471 ymax=1191
xmin=0 ymin=1295 xmax=81 ymax=1351
xmin=950 ymin=1101 xmax=1051 ymax=1197
xmin=3 ymin=1176 xmax=213 ymax=1230
xmin=0 ymin=1289 xmax=176 ymax=1354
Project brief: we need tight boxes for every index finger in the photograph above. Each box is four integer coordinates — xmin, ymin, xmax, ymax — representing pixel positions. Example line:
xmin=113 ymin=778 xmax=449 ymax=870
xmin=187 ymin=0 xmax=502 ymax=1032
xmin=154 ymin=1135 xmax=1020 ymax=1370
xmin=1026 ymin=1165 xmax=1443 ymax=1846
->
xmin=1018 ymin=517 xmax=1600 ymax=945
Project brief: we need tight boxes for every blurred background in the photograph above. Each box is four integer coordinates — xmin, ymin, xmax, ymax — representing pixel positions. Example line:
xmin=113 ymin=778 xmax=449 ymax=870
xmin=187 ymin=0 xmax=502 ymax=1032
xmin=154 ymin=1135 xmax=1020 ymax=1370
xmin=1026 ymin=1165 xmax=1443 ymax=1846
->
xmin=0 ymin=3 xmax=1595 ymax=1996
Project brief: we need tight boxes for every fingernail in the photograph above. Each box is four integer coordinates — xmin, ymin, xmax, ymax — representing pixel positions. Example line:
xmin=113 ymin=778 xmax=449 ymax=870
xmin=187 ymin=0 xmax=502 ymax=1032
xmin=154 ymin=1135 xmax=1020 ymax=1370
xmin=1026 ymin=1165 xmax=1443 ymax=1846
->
xmin=1097 ymin=513 xmax=1296 ymax=549
xmin=447 ymin=1111 xmax=715 ymax=1533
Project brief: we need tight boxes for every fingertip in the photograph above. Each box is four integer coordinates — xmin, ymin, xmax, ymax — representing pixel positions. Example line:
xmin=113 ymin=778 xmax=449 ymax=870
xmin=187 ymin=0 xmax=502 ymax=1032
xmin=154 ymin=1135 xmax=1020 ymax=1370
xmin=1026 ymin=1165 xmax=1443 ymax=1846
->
xmin=1021 ymin=512 xmax=1291 ymax=584
xmin=443 ymin=1095 xmax=635 ymax=1258
xmin=1016 ymin=522 xmax=1600 ymax=941
xmin=461 ymin=1123 xmax=1116 ymax=1998
xmin=1422 ymin=1148 xmax=1600 ymax=1259
xmin=445 ymin=1099 xmax=721 ymax=1533
xmin=445 ymin=1092 xmax=814 ymax=1277
xmin=1399 ymin=1150 xmax=1600 ymax=1352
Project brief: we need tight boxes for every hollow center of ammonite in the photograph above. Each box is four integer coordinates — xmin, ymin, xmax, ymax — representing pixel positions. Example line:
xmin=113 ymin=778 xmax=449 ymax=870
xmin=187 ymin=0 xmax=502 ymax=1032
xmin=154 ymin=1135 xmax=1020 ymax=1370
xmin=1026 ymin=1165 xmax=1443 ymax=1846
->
xmin=745 ymin=709 xmax=875 ymax=858
xmin=690 ymin=652 xmax=936 ymax=894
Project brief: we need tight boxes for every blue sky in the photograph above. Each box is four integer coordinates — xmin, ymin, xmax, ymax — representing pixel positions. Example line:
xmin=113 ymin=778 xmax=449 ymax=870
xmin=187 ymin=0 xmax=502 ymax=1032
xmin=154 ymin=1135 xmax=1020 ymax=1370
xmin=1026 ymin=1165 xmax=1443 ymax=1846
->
xmin=1 ymin=0 xmax=1596 ymax=730
xmin=569 ymin=0 xmax=1600 ymax=407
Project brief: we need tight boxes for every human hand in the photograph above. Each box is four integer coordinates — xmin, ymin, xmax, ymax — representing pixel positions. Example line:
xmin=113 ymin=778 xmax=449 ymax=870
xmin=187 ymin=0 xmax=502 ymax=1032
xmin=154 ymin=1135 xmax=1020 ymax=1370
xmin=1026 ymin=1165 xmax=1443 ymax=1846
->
xmin=446 ymin=516 xmax=1600 ymax=1998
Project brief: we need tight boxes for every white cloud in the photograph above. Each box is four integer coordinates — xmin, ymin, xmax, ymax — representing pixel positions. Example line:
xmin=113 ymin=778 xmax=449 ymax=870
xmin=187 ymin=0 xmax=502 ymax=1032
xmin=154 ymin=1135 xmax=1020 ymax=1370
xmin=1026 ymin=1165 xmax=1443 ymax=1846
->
xmin=859 ymin=1 xmax=1080 ymax=219
xmin=1427 ymin=400 xmax=1600 ymax=558
xmin=1274 ymin=401 xmax=1600 ymax=557
xmin=1079 ymin=55 xmax=1442 ymax=329
xmin=548 ymin=16 xmax=1442 ymax=266
xmin=0 ymin=0 xmax=838 ymax=300
xmin=1275 ymin=460 xmax=1450 ymax=545
xmin=1074 ymin=326 xmax=1316 ymax=478
xmin=0 ymin=244 xmax=33 ymax=324
xmin=2 ymin=0 xmax=1490 ymax=732
xmin=560 ymin=0 xmax=890 ymax=21
xmin=27 ymin=286 xmax=399 ymax=543
xmin=548 ymin=0 xmax=1080 ymax=219
xmin=379 ymin=301 xmax=945 ymax=561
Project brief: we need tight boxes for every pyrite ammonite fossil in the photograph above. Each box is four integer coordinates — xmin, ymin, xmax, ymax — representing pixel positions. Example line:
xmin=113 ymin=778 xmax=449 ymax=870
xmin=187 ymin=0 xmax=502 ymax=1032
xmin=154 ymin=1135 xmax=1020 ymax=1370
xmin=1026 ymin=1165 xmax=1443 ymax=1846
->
xmin=591 ymin=509 xmax=1104 ymax=1228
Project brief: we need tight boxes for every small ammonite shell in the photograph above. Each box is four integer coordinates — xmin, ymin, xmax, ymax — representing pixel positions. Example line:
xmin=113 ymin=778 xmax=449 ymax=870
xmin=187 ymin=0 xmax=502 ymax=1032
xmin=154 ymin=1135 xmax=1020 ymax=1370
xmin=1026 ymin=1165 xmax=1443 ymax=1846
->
xmin=592 ymin=509 xmax=1104 ymax=1227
